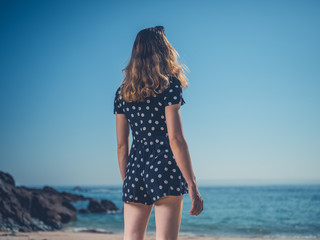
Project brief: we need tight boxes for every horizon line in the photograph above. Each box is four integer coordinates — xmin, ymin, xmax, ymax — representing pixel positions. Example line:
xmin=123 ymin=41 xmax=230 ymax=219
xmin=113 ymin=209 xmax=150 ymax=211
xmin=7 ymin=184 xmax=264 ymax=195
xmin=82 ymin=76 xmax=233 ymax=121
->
xmin=16 ymin=178 xmax=320 ymax=188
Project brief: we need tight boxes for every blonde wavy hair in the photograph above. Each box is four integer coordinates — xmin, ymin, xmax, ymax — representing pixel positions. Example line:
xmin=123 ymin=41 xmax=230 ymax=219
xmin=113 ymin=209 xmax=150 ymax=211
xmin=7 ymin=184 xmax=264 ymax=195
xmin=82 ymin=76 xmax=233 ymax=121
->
xmin=120 ymin=26 xmax=189 ymax=102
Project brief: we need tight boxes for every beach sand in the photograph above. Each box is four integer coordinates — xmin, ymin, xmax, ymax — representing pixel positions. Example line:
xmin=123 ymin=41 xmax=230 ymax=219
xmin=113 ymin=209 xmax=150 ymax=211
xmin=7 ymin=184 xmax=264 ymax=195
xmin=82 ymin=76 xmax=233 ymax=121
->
xmin=0 ymin=231 xmax=316 ymax=240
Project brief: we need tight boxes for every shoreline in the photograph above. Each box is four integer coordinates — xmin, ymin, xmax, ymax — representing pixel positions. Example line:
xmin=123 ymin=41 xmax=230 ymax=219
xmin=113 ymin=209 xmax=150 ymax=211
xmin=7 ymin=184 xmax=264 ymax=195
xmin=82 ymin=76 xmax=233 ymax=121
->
xmin=0 ymin=231 xmax=318 ymax=240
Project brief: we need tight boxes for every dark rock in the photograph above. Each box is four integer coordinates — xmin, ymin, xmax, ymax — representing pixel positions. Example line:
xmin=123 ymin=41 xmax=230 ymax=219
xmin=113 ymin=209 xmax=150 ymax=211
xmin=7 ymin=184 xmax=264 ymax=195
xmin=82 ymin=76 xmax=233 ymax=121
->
xmin=88 ymin=199 xmax=105 ymax=213
xmin=0 ymin=171 xmax=119 ymax=232
xmin=101 ymin=199 xmax=119 ymax=211
xmin=42 ymin=186 xmax=59 ymax=194
xmin=61 ymin=200 xmax=77 ymax=212
xmin=72 ymin=186 xmax=87 ymax=192
xmin=78 ymin=208 xmax=90 ymax=213
xmin=0 ymin=171 xmax=15 ymax=186
xmin=60 ymin=191 xmax=89 ymax=202
xmin=86 ymin=199 xmax=119 ymax=213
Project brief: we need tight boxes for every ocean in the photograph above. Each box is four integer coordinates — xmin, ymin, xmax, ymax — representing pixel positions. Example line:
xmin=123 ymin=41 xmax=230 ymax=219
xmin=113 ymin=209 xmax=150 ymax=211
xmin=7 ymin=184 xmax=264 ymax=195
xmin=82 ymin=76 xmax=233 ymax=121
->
xmin=35 ymin=184 xmax=320 ymax=238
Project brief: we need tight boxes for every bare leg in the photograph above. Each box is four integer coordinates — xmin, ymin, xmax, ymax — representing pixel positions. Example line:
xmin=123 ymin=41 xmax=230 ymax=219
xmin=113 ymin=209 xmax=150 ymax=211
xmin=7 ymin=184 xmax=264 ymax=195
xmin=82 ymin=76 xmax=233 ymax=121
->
xmin=154 ymin=195 xmax=184 ymax=240
xmin=124 ymin=202 xmax=153 ymax=240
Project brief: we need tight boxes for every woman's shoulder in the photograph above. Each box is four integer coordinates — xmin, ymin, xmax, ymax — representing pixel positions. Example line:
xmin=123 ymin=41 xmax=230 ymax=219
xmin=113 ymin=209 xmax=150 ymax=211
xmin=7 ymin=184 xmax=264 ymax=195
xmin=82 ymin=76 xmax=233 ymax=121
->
xmin=167 ymin=76 xmax=183 ymax=90
xmin=115 ymin=84 xmax=125 ymax=95
xmin=165 ymin=74 xmax=179 ymax=84
xmin=114 ymin=84 xmax=124 ymax=102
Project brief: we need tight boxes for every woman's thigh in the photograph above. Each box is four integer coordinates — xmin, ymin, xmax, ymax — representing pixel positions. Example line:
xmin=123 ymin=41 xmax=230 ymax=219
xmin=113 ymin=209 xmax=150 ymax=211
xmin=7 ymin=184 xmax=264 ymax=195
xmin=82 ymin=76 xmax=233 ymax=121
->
xmin=123 ymin=202 xmax=153 ymax=240
xmin=154 ymin=195 xmax=184 ymax=240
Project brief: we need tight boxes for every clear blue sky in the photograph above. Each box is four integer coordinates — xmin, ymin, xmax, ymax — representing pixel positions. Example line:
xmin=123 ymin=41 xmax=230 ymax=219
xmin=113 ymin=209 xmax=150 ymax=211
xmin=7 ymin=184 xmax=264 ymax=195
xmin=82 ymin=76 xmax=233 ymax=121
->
xmin=1 ymin=0 xmax=319 ymax=186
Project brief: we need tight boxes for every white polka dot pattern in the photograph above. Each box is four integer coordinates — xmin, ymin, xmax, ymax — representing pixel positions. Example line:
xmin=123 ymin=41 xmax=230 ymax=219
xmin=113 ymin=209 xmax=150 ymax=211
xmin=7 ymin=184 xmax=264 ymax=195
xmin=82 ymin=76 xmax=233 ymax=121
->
xmin=113 ymin=76 xmax=189 ymax=205
xmin=113 ymin=76 xmax=185 ymax=115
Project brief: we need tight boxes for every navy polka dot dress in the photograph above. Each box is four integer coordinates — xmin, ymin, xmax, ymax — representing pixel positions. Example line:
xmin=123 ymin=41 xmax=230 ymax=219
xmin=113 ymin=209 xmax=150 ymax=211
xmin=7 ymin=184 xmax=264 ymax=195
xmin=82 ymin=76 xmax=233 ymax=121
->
xmin=113 ymin=76 xmax=189 ymax=205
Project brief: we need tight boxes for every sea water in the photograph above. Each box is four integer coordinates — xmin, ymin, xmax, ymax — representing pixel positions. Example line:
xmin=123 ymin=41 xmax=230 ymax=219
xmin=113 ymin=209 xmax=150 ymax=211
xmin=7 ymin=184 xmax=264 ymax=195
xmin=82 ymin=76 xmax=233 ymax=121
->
xmin=44 ymin=184 xmax=320 ymax=238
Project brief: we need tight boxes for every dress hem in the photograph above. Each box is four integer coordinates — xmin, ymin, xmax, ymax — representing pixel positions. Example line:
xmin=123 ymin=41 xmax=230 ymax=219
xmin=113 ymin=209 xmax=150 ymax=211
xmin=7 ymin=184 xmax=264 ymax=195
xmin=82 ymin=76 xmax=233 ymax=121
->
xmin=122 ymin=189 xmax=189 ymax=205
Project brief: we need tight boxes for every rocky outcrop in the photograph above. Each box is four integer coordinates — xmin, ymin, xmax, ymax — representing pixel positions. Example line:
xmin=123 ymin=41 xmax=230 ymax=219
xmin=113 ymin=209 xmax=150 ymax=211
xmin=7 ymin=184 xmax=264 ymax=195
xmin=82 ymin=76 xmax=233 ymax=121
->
xmin=72 ymin=186 xmax=88 ymax=192
xmin=0 ymin=171 xmax=120 ymax=232
xmin=78 ymin=199 xmax=118 ymax=213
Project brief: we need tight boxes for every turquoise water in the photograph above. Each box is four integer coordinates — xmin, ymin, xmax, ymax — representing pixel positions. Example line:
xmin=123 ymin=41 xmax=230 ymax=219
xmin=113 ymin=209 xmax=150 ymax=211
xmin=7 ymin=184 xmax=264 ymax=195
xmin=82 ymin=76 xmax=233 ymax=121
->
xmin=45 ymin=184 xmax=320 ymax=238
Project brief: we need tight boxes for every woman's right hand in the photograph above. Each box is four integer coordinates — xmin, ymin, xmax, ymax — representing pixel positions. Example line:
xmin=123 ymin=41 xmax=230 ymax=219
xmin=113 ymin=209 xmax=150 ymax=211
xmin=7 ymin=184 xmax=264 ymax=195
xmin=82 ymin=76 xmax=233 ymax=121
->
xmin=189 ymin=184 xmax=203 ymax=216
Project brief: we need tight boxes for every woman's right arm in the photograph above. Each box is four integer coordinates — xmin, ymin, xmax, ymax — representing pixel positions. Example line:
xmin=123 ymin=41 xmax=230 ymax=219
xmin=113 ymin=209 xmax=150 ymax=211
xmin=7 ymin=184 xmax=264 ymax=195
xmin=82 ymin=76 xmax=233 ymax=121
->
xmin=165 ymin=103 xmax=203 ymax=216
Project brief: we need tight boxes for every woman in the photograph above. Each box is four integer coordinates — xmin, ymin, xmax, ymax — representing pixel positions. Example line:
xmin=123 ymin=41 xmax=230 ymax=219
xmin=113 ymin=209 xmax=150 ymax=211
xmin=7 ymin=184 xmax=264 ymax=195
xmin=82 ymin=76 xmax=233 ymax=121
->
xmin=113 ymin=26 xmax=203 ymax=240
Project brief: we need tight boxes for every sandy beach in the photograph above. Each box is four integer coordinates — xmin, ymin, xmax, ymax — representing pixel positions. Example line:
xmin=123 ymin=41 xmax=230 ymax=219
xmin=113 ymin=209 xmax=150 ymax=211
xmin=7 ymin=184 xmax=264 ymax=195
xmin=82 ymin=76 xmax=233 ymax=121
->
xmin=0 ymin=231 xmax=318 ymax=240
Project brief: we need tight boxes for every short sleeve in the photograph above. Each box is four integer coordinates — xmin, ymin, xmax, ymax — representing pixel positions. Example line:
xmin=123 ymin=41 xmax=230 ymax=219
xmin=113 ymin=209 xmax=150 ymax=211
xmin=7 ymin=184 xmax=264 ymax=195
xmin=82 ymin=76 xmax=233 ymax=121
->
xmin=113 ymin=87 xmax=125 ymax=114
xmin=163 ymin=77 xmax=186 ymax=107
